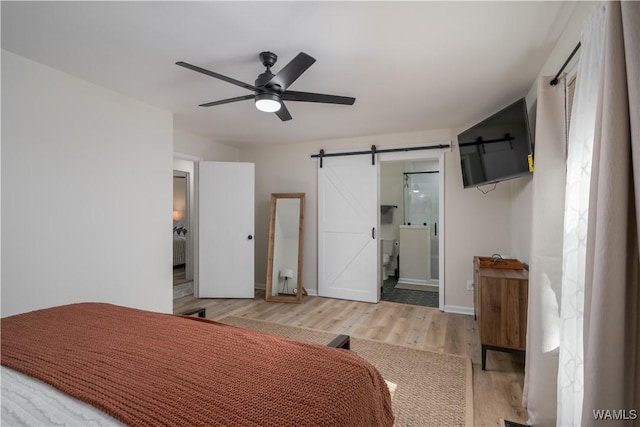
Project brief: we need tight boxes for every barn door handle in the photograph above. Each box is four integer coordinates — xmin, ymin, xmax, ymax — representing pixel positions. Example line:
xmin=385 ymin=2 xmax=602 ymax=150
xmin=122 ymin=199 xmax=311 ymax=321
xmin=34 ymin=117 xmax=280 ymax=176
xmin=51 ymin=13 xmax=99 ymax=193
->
xmin=372 ymin=227 xmax=376 ymax=239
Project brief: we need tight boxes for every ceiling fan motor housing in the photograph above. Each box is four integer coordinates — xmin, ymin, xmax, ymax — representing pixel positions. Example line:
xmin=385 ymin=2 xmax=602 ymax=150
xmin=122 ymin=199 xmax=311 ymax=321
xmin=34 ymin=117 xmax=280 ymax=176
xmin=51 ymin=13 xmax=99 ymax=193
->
xmin=255 ymin=71 xmax=280 ymax=93
xmin=256 ymin=52 xmax=281 ymax=93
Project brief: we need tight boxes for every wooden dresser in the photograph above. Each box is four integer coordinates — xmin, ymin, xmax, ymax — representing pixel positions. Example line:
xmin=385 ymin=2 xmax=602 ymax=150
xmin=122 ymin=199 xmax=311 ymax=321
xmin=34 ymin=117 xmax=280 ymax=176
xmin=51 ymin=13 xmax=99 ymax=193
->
xmin=473 ymin=256 xmax=529 ymax=370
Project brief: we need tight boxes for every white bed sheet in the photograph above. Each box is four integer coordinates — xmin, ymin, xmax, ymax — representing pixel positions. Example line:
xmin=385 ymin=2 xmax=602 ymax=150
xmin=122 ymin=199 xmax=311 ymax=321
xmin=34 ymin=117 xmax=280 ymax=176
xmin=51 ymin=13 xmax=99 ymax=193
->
xmin=1 ymin=366 xmax=123 ymax=427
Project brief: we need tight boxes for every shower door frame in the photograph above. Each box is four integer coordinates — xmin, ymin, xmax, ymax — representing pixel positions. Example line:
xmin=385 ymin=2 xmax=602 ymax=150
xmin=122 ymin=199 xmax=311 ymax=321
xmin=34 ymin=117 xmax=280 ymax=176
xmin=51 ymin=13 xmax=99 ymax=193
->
xmin=378 ymin=145 xmax=446 ymax=311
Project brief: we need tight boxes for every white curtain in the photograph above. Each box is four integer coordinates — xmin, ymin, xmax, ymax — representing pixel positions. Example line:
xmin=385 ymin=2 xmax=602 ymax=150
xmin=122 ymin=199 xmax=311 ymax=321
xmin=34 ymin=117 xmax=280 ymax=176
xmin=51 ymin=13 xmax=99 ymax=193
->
xmin=523 ymin=3 xmax=640 ymax=425
xmin=557 ymin=4 xmax=606 ymax=426
xmin=581 ymin=1 xmax=640 ymax=425
xmin=522 ymin=75 xmax=567 ymax=426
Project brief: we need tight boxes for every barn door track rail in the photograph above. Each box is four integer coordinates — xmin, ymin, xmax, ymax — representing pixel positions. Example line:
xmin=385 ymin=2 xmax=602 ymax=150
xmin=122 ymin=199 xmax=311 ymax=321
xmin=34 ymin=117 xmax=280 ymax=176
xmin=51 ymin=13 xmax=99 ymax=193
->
xmin=311 ymin=143 xmax=450 ymax=168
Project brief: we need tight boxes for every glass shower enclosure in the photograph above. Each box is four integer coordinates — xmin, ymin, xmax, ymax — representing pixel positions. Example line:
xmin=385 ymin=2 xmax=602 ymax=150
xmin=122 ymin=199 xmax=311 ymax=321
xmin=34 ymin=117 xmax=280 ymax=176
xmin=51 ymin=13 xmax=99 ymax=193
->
xmin=403 ymin=171 xmax=439 ymax=283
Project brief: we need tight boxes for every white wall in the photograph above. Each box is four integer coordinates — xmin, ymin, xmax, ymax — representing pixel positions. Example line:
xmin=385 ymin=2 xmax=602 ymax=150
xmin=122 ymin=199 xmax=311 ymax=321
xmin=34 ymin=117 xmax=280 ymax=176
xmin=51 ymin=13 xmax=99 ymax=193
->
xmin=173 ymin=176 xmax=187 ymax=224
xmin=510 ymin=1 xmax=597 ymax=266
xmin=239 ymin=128 xmax=516 ymax=310
xmin=379 ymin=161 xmax=405 ymax=242
xmin=1 ymin=50 xmax=174 ymax=317
xmin=172 ymin=158 xmax=196 ymax=284
xmin=445 ymin=134 xmax=515 ymax=310
xmin=510 ymin=176 xmax=534 ymax=264
xmin=173 ymin=129 xmax=239 ymax=161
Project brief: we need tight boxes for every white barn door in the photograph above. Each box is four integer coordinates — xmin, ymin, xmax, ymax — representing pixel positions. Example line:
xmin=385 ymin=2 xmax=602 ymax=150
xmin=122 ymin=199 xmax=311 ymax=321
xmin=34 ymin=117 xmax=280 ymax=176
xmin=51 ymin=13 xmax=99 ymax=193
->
xmin=198 ymin=161 xmax=254 ymax=298
xmin=318 ymin=155 xmax=379 ymax=303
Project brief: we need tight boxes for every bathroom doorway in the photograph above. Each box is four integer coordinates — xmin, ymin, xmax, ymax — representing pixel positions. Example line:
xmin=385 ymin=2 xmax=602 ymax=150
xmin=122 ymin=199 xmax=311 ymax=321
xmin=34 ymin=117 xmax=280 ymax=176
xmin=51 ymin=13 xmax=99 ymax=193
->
xmin=173 ymin=171 xmax=192 ymax=292
xmin=378 ymin=153 xmax=444 ymax=309
xmin=173 ymin=154 xmax=198 ymax=300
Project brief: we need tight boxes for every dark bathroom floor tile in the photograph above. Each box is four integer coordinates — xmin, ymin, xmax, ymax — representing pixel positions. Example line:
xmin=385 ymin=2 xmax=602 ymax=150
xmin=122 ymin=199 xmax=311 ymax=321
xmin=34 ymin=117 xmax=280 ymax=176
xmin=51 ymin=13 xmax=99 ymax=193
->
xmin=380 ymin=277 xmax=439 ymax=308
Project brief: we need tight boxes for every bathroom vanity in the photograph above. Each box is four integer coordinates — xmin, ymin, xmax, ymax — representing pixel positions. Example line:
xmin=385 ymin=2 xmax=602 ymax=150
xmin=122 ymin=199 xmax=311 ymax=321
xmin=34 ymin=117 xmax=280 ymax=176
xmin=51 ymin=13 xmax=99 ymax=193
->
xmin=473 ymin=256 xmax=528 ymax=370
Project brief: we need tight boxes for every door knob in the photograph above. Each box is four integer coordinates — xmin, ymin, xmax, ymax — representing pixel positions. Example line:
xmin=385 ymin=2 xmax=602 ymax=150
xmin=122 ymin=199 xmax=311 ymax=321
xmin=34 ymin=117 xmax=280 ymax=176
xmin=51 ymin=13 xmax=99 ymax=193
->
xmin=248 ymin=235 xmax=253 ymax=240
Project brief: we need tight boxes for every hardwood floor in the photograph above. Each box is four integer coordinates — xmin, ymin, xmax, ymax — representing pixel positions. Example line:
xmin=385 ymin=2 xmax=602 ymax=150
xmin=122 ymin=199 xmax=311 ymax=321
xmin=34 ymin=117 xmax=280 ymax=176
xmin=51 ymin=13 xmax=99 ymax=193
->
xmin=173 ymin=265 xmax=187 ymax=285
xmin=174 ymin=291 xmax=528 ymax=427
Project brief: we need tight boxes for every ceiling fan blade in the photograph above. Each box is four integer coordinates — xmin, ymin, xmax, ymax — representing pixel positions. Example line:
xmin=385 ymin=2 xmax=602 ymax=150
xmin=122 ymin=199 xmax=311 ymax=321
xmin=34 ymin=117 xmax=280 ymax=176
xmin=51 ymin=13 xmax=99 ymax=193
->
xmin=199 ymin=94 xmax=255 ymax=107
xmin=283 ymin=90 xmax=356 ymax=105
xmin=176 ymin=61 xmax=257 ymax=92
xmin=267 ymin=52 xmax=316 ymax=91
xmin=275 ymin=102 xmax=292 ymax=121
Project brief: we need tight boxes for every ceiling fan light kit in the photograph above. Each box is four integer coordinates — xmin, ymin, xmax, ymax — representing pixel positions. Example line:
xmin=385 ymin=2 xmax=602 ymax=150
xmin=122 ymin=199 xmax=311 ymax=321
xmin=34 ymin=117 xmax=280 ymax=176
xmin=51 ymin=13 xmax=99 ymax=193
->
xmin=255 ymin=93 xmax=282 ymax=112
xmin=176 ymin=51 xmax=355 ymax=121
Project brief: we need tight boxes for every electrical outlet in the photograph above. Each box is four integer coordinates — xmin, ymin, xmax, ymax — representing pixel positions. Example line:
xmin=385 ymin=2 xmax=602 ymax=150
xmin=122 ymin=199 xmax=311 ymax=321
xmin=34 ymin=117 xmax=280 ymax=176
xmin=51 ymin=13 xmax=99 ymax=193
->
xmin=466 ymin=280 xmax=474 ymax=291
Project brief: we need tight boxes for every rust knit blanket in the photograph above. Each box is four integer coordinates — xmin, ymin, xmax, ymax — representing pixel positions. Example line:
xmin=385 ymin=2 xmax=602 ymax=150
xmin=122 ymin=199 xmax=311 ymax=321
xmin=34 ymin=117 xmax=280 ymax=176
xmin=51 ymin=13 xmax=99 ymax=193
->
xmin=1 ymin=303 xmax=394 ymax=427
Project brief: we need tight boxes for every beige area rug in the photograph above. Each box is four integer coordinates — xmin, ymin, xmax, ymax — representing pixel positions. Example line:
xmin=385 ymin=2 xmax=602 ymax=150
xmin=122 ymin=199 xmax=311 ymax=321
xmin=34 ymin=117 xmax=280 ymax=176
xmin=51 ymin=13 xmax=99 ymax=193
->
xmin=220 ymin=316 xmax=474 ymax=427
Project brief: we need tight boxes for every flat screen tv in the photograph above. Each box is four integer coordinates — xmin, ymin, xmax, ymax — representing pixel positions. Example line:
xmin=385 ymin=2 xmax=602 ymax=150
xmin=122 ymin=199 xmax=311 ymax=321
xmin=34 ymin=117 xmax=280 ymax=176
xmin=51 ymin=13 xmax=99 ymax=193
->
xmin=457 ymin=97 xmax=533 ymax=189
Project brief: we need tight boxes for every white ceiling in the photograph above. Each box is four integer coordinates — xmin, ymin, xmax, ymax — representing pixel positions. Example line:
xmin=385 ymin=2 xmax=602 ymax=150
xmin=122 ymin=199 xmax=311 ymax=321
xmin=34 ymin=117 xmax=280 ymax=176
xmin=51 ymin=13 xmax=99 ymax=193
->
xmin=1 ymin=1 xmax=576 ymax=147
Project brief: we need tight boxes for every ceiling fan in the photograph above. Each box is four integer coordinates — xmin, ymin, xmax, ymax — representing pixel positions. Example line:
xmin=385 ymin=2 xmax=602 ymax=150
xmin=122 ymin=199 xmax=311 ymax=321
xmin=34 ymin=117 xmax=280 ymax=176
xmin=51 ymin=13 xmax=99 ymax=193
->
xmin=176 ymin=52 xmax=356 ymax=121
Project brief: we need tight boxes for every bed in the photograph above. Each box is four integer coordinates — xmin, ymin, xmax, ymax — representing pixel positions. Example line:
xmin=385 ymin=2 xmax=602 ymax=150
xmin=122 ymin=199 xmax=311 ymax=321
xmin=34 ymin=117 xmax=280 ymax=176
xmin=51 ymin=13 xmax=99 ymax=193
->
xmin=173 ymin=226 xmax=187 ymax=267
xmin=0 ymin=303 xmax=394 ymax=426
xmin=173 ymin=234 xmax=186 ymax=267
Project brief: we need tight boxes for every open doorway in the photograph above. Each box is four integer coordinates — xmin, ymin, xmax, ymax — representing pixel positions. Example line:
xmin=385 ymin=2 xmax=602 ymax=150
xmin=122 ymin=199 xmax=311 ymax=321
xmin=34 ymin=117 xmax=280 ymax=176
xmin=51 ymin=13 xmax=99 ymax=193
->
xmin=378 ymin=149 xmax=445 ymax=310
xmin=379 ymin=160 xmax=441 ymax=307
xmin=173 ymin=170 xmax=193 ymax=298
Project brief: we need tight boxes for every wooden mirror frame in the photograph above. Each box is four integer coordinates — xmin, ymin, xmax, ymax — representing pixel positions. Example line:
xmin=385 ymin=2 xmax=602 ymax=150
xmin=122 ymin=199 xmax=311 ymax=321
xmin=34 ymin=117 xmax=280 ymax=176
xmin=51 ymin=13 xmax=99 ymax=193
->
xmin=265 ymin=193 xmax=305 ymax=303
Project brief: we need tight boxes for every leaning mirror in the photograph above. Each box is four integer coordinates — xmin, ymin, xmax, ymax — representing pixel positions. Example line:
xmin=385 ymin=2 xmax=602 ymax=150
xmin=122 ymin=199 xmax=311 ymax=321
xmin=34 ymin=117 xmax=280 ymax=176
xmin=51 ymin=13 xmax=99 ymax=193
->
xmin=265 ymin=193 xmax=305 ymax=303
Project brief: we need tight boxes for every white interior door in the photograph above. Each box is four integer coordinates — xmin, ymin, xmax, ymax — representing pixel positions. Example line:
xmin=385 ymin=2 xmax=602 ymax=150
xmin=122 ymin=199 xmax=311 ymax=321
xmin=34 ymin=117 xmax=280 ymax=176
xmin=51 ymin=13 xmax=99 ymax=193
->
xmin=198 ymin=161 xmax=254 ymax=298
xmin=318 ymin=155 xmax=378 ymax=303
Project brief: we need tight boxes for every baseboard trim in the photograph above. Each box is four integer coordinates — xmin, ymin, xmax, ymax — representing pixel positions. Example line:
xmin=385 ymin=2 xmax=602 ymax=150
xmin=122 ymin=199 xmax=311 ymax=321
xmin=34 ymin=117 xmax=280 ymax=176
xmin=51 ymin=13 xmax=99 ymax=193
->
xmin=395 ymin=282 xmax=439 ymax=292
xmin=444 ymin=305 xmax=474 ymax=316
xmin=397 ymin=277 xmax=428 ymax=286
xmin=259 ymin=284 xmax=466 ymax=311
xmin=255 ymin=283 xmax=319 ymax=297
xmin=253 ymin=283 xmax=318 ymax=298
